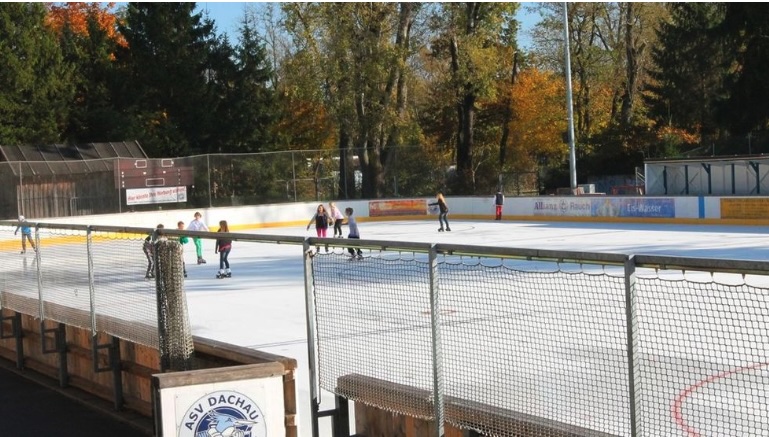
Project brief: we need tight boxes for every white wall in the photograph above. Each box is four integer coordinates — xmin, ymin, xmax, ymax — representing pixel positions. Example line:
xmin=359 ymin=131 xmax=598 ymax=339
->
xmin=2 ymin=195 xmax=768 ymax=241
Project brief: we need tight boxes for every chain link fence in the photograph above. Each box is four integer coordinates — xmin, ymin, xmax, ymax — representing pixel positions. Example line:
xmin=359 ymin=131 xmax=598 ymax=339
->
xmin=306 ymin=241 xmax=769 ymax=437
xmin=1 ymin=147 xmax=539 ymax=220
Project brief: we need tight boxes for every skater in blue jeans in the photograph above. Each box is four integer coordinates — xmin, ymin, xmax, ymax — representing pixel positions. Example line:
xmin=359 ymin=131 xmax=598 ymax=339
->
xmin=215 ymin=220 xmax=232 ymax=278
xmin=14 ymin=215 xmax=36 ymax=254
xmin=429 ymin=193 xmax=451 ymax=232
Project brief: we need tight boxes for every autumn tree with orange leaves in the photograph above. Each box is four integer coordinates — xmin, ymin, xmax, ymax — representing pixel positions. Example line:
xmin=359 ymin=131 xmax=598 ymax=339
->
xmin=505 ymin=68 xmax=569 ymax=173
xmin=46 ymin=2 xmax=126 ymax=48
xmin=45 ymin=2 xmax=130 ymax=142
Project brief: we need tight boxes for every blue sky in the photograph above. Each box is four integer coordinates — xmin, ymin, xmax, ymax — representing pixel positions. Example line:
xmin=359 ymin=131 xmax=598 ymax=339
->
xmin=195 ymin=2 xmax=541 ymax=48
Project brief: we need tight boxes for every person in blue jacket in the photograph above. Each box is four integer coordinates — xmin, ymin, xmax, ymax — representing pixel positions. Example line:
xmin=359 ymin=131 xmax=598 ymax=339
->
xmin=14 ymin=215 xmax=36 ymax=254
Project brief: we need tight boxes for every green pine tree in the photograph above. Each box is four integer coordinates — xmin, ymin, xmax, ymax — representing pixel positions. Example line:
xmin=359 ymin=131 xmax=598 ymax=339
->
xmin=0 ymin=3 xmax=73 ymax=145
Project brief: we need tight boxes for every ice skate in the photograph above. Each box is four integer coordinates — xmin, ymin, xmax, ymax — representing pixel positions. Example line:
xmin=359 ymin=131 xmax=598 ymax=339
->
xmin=225 ymin=268 xmax=232 ymax=278
xmin=438 ymin=228 xmax=444 ymax=232
xmin=446 ymin=227 xmax=451 ymax=231
xmin=197 ymin=257 xmax=207 ymax=265
xmin=216 ymin=269 xmax=224 ymax=279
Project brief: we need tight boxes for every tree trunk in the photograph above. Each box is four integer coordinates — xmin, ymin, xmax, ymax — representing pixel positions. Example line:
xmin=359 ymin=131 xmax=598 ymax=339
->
xmin=499 ymin=52 xmax=519 ymax=168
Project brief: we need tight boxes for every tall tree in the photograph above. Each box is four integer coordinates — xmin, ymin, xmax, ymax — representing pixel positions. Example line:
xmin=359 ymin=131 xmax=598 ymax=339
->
xmin=0 ymin=3 xmax=73 ymax=145
xmin=282 ymin=3 xmax=419 ymax=199
xmin=429 ymin=2 xmax=518 ymax=193
xmin=116 ymin=3 xmax=221 ymax=156
xmin=646 ymin=3 xmax=727 ymax=144
xmin=719 ymin=3 xmax=769 ymax=134
xmin=47 ymin=2 xmax=128 ymax=143
xmin=227 ymin=15 xmax=276 ymax=152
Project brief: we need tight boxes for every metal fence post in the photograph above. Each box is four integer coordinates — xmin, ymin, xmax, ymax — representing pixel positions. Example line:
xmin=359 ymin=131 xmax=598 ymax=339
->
xmin=624 ymin=255 xmax=639 ymax=437
xmin=87 ymin=226 xmax=97 ymax=337
xmin=428 ymin=245 xmax=445 ymax=437
xmin=303 ymin=241 xmax=321 ymax=437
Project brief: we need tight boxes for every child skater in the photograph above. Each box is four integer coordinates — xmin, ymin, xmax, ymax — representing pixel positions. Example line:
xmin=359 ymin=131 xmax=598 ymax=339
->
xmin=329 ymin=201 xmax=345 ymax=238
xmin=176 ymin=220 xmax=189 ymax=278
xmin=14 ymin=215 xmax=36 ymax=254
xmin=306 ymin=204 xmax=332 ymax=252
xmin=214 ymin=220 xmax=232 ymax=279
xmin=143 ymin=224 xmax=165 ymax=279
xmin=187 ymin=212 xmax=209 ymax=264
xmin=344 ymin=207 xmax=363 ymax=260
xmin=429 ymin=192 xmax=451 ymax=232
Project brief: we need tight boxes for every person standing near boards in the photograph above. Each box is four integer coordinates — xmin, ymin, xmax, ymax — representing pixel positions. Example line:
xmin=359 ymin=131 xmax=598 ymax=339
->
xmin=494 ymin=189 xmax=505 ymax=220
xmin=429 ymin=193 xmax=451 ymax=232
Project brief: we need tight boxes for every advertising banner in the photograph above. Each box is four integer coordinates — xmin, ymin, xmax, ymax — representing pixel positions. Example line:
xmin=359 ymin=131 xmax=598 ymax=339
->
xmin=369 ymin=199 xmax=428 ymax=217
xmin=532 ymin=198 xmax=592 ymax=216
xmin=127 ymin=186 xmax=187 ymax=206
xmin=721 ymin=198 xmax=769 ymax=219
xmin=614 ymin=198 xmax=675 ymax=218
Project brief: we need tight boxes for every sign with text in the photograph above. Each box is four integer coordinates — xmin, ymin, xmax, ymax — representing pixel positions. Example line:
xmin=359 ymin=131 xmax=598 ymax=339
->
xmin=721 ymin=198 xmax=769 ymax=219
xmin=126 ymin=186 xmax=187 ymax=206
xmin=532 ymin=198 xmax=592 ymax=216
xmin=369 ymin=199 xmax=429 ymax=217
xmin=529 ymin=197 xmax=675 ymax=218
xmin=155 ymin=370 xmax=285 ymax=437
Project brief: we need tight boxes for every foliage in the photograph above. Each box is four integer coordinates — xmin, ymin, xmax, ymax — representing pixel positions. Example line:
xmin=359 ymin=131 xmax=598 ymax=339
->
xmin=5 ymin=2 xmax=769 ymax=196
xmin=0 ymin=3 xmax=73 ymax=145
xmin=47 ymin=2 xmax=129 ymax=142
xmin=718 ymin=3 xmax=769 ymax=133
xmin=426 ymin=2 xmax=519 ymax=194
xmin=646 ymin=3 xmax=727 ymax=140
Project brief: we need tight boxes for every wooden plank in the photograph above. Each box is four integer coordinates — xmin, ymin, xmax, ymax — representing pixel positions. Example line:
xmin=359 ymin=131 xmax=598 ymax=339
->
xmin=338 ymin=373 xmax=620 ymax=437
xmin=153 ymin=361 xmax=285 ymax=389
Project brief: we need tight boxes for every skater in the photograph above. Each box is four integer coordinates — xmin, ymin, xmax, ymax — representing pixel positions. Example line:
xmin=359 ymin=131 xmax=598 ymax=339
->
xmin=187 ymin=211 xmax=209 ymax=264
xmin=344 ymin=207 xmax=363 ymax=259
xmin=143 ymin=224 xmax=165 ymax=279
xmin=306 ymin=204 xmax=332 ymax=252
xmin=214 ymin=220 xmax=232 ymax=278
xmin=176 ymin=220 xmax=189 ymax=278
xmin=494 ymin=189 xmax=505 ymax=220
xmin=329 ymin=202 xmax=345 ymax=238
xmin=14 ymin=215 xmax=36 ymax=254
xmin=429 ymin=193 xmax=451 ymax=232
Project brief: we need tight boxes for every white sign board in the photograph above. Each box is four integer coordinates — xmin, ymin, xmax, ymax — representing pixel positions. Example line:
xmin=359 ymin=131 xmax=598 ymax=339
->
xmin=157 ymin=374 xmax=285 ymax=437
xmin=127 ymin=186 xmax=187 ymax=206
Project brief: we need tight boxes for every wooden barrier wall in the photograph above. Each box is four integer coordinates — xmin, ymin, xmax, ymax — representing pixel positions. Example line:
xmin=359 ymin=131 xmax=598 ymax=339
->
xmin=337 ymin=374 xmax=618 ymax=437
xmin=0 ymin=294 xmax=297 ymax=437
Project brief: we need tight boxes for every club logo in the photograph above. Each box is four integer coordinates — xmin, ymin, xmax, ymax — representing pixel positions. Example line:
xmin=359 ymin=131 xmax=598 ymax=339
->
xmin=180 ymin=390 xmax=268 ymax=437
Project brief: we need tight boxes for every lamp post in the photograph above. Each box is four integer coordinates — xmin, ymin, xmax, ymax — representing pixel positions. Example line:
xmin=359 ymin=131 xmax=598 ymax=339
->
xmin=563 ymin=2 xmax=577 ymax=190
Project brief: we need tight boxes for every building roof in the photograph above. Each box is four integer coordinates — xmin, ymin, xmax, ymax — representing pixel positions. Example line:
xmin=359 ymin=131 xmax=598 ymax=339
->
xmin=0 ymin=141 xmax=147 ymax=176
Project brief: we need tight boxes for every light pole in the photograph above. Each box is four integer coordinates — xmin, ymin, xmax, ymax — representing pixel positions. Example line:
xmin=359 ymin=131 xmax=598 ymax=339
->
xmin=563 ymin=2 xmax=577 ymax=190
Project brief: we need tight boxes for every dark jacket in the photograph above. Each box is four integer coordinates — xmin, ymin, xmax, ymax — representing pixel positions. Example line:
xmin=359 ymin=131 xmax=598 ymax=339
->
xmin=215 ymin=233 xmax=232 ymax=253
xmin=430 ymin=199 xmax=448 ymax=213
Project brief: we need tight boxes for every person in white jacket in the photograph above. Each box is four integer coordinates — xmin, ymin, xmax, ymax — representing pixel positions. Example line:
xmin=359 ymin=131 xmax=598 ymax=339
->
xmin=186 ymin=212 xmax=209 ymax=264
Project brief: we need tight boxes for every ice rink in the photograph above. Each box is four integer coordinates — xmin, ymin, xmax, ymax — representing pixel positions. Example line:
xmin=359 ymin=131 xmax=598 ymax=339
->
xmin=174 ymin=218 xmax=769 ymax=437
xmin=6 ymin=217 xmax=767 ymax=436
